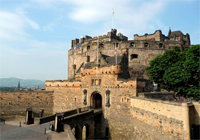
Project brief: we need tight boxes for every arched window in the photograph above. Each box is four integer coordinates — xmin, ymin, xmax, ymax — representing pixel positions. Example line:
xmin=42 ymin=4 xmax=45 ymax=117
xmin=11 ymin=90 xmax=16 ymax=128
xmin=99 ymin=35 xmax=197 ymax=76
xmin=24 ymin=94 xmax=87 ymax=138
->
xmin=106 ymin=90 xmax=110 ymax=107
xmin=87 ymin=45 xmax=90 ymax=50
xmin=144 ymin=42 xmax=148 ymax=47
xmin=159 ymin=43 xmax=163 ymax=48
xmin=130 ymin=42 xmax=134 ymax=47
xmin=130 ymin=54 xmax=138 ymax=60
xmin=83 ymin=89 xmax=87 ymax=105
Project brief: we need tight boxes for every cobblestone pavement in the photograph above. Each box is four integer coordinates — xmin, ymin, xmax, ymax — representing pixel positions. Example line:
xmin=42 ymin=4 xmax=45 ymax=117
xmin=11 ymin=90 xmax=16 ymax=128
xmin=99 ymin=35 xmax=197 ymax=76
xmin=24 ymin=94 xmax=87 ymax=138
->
xmin=0 ymin=121 xmax=68 ymax=140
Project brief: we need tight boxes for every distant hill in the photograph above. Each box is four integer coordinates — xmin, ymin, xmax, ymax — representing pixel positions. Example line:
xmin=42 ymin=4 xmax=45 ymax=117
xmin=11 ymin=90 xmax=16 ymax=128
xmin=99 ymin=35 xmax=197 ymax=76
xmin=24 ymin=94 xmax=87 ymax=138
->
xmin=0 ymin=77 xmax=45 ymax=87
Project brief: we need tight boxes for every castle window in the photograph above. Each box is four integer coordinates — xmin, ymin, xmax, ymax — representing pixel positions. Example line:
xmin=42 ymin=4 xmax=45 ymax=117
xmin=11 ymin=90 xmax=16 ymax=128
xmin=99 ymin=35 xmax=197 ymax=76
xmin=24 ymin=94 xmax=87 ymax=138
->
xmin=87 ymin=45 xmax=90 ymax=50
xmin=159 ymin=43 xmax=163 ymax=48
xmin=99 ymin=44 xmax=104 ymax=48
xmin=74 ymin=52 xmax=76 ymax=57
xmin=130 ymin=42 xmax=134 ymax=47
xmin=83 ymin=89 xmax=87 ymax=105
xmin=144 ymin=42 xmax=148 ymax=47
xmin=87 ymin=56 xmax=90 ymax=62
xmin=106 ymin=90 xmax=110 ymax=107
xmin=74 ymin=59 xmax=76 ymax=64
xmin=131 ymin=54 xmax=138 ymax=60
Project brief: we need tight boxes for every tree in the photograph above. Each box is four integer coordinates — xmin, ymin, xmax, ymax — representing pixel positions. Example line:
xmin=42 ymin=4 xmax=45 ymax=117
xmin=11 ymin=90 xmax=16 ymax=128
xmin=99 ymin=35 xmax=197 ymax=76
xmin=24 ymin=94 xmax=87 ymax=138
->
xmin=145 ymin=45 xmax=200 ymax=101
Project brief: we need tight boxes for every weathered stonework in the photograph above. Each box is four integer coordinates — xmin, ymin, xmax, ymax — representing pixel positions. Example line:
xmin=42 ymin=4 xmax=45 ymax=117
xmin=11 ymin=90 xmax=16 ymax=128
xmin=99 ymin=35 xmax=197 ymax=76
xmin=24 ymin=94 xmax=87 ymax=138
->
xmin=68 ymin=28 xmax=190 ymax=79
xmin=1 ymin=28 xmax=198 ymax=140
xmin=0 ymin=91 xmax=54 ymax=116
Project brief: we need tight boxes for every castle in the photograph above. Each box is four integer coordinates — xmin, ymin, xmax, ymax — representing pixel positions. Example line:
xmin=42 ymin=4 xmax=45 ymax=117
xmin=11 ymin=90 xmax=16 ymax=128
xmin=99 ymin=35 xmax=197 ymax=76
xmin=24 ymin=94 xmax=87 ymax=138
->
xmin=68 ymin=28 xmax=190 ymax=80
xmin=1 ymin=29 xmax=199 ymax=140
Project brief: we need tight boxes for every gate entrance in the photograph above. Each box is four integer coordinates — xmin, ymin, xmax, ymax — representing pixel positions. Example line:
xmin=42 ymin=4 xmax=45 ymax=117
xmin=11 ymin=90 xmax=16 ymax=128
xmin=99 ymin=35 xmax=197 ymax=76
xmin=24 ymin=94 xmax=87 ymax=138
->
xmin=91 ymin=92 xmax=102 ymax=109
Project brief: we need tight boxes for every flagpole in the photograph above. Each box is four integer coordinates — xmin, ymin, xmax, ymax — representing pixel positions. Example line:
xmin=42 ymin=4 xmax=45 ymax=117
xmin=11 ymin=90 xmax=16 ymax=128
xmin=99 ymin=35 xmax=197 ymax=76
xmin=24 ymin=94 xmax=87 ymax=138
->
xmin=112 ymin=9 xmax=114 ymax=29
xmin=97 ymin=33 xmax=99 ymax=65
xmin=115 ymin=43 xmax=117 ymax=64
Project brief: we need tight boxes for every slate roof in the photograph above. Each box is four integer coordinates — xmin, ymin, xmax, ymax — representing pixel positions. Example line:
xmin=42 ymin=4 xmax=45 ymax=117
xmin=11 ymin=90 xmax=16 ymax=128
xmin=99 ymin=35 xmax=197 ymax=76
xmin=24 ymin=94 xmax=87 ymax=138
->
xmin=169 ymin=31 xmax=183 ymax=37
xmin=76 ymin=54 xmax=123 ymax=74
xmin=74 ymin=43 xmax=82 ymax=49
xmin=167 ymin=40 xmax=179 ymax=44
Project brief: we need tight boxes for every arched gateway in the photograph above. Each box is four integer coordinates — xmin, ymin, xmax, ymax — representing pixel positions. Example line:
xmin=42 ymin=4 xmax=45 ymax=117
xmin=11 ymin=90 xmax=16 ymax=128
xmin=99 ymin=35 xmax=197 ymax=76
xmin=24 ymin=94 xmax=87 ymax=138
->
xmin=91 ymin=91 xmax=102 ymax=109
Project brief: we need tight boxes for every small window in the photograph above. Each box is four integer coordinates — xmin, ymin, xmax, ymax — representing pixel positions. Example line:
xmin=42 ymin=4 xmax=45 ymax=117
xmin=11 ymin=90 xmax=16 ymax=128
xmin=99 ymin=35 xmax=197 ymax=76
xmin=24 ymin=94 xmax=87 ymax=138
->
xmin=99 ymin=44 xmax=103 ymax=48
xmin=74 ymin=59 xmax=76 ymax=64
xmin=74 ymin=52 xmax=76 ymax=57
xmin=159 ymin=43 xmax=163 ymax=48
xmin=144 ymin=42 xmax=148 ymax=47
xmin=130 ymin=42 xmax=134 ymax=47
xmin=131 ymin=54 xmax=138 ymax=60
xmin=87 ymin=56 xmax=90 ymax=62
xmin=87 ymin=45 xmax=90 ymax=50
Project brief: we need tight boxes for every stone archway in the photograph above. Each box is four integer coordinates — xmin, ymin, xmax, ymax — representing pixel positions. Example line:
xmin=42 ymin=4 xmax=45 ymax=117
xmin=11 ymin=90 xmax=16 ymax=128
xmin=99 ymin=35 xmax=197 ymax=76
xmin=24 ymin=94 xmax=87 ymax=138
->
xmin=91 ymin=92 xmax=102 ymax=109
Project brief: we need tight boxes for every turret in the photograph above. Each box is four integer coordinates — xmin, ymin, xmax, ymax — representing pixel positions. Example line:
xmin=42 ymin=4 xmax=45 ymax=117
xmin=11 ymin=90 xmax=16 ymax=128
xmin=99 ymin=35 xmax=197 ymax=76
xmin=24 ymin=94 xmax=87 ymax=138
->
xmin=168 ymin=26 xmax=171 ymax=37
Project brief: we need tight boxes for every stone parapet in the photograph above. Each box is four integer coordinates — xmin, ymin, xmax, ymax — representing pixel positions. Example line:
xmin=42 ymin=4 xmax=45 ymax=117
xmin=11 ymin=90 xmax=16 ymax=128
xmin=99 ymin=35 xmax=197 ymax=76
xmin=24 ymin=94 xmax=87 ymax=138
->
xmin=80 ymin=65 xmax=121 ymax=76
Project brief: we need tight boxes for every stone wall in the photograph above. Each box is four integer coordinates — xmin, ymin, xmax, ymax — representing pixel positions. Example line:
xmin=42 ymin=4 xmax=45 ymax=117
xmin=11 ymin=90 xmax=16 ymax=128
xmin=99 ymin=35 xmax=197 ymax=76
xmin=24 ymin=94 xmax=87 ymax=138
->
xmin=130 ymin=97 xmax=191 ymax=139
xmin=0 ymin=91 xmax=54 ymax=117
xmin=134 ymin=30 xmax=165 ymax=41
xmin=104 ymin=96 xmax=199 ymax=140
xmin=193 ymin=102 xmax=200 ymax=125
xmin=68 ymin=40 xmax=182 ymax=79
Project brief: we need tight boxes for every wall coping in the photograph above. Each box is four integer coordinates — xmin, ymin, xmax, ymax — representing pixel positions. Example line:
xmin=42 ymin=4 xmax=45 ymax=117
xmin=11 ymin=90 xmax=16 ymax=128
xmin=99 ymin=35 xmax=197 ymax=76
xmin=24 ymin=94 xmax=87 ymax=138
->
xmin=0 ymin=90 xmax=54 ymax=93
xmin=131 ymin=96 xmax=194 ymax=106
xmin=138 ymin=92 xmax=174 ymax=95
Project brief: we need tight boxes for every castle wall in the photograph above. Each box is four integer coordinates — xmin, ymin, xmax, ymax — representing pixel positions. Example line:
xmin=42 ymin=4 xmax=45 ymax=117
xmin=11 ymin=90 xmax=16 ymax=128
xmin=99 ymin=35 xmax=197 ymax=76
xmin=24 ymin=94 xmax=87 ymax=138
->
xmin=0 ymin=91 xmax=54 ymax=117
xmin=45 ymin=72 xmax=137 ymax=114
xmin=134 ymin=30 xmax=165 ymax=41
xmin=105 ymin=97 xmax=195 ymax=140
xmin=68 ymin=40 xmax=177 ymax=79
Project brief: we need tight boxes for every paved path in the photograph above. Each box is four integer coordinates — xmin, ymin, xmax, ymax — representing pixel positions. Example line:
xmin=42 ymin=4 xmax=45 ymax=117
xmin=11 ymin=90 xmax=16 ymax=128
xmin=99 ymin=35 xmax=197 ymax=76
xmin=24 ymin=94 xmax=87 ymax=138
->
xmin=0 ymin=121 xmax=69 ymax=140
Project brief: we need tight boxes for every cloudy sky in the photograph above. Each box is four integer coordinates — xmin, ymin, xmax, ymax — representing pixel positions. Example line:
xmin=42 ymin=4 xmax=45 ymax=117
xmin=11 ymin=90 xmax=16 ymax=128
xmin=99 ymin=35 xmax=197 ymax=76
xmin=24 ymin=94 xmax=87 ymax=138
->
xmin=0 ymin=0 xmax=199 ymax=81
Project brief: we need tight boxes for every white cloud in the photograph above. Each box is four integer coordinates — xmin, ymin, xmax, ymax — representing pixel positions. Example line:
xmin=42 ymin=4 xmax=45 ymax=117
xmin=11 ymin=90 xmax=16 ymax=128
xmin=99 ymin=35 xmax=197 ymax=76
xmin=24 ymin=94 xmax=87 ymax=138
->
xmin=32 ymin=0 xmax=168 ymax=38
xmin=0 ymin=10 xmax=39 ymax=41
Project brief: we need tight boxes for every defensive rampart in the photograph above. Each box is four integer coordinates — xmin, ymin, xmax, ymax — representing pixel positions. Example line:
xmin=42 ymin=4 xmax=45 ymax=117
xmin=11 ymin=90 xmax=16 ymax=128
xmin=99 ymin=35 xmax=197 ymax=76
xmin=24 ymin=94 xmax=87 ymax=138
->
xmin=106 ymin=96 xmax=199 ymax=140
xmin=0 ymin=91 xmax=54 ymax=117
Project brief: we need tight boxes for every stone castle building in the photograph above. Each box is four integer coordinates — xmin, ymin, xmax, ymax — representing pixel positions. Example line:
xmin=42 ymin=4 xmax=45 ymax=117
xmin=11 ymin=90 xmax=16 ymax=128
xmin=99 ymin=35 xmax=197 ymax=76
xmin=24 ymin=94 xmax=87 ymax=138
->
xmin=68 ymin=28 xmax=190 ymax=80
xmin=1 ymin=29 xmax=199 ymax=140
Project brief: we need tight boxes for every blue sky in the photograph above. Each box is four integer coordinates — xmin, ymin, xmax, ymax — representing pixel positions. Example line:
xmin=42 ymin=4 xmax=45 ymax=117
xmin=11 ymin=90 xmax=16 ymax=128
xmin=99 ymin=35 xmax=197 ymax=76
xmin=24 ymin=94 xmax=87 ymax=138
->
xmin=0 ymin=0 xmax=199 ymax=81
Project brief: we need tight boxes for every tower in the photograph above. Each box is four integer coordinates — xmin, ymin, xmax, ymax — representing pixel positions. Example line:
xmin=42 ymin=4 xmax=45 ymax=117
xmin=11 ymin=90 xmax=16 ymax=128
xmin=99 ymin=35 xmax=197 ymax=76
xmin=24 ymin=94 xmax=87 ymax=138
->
xmin=18 ymin=81 xmax=20 ymax=90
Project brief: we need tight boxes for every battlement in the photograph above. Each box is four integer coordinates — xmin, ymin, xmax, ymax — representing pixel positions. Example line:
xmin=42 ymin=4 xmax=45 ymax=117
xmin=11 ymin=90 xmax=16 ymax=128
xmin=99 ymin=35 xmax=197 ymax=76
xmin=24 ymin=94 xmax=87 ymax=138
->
xmin=71 ymin=29 xmax=128 ymax=49
xmin=45 ymin=80 xmax=82 ymax=87
xmin=79 ymin=64 xmax=121 ymax=76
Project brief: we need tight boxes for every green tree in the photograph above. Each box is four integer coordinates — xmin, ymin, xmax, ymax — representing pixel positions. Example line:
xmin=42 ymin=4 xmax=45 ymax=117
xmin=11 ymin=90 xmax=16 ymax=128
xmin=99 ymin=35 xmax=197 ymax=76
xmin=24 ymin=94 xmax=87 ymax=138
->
xmin=145 ymin=45 xmax=200 ymax=101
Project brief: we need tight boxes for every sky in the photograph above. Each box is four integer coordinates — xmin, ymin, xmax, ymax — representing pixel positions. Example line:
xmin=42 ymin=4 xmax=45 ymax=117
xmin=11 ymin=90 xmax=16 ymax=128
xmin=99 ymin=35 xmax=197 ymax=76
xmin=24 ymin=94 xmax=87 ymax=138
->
xmin=0 ymin=0 xmax=199 ymax=81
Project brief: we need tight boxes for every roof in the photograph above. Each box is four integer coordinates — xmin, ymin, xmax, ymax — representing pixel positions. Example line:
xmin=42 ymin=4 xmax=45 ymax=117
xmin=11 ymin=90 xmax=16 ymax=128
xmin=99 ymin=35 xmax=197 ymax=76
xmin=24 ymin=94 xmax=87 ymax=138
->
xmin=167 ymin=40 xmax=179 ymax=44
xmin=74 ymin=43 xmax=82 ymax=49
xmin=169 ymin=31 xmax=183 ymax=37
xmin=76 ymin=54 xmax=123 ymax=74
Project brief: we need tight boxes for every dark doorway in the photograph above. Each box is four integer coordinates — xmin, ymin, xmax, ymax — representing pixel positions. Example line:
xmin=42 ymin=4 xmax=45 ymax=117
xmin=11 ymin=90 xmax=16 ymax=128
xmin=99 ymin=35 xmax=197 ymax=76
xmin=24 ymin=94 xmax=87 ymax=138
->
xmin=91 ymin=92 xmax=102 ymax=109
